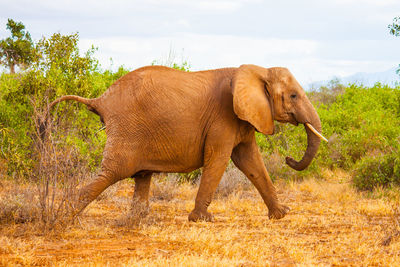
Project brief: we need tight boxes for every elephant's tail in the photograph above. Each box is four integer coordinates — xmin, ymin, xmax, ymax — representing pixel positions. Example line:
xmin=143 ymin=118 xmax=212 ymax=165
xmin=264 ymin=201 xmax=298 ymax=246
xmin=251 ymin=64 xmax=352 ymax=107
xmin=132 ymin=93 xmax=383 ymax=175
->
xmin=49 ymin=95 xmax=102 ymax=116
xmin=38 ymin=95 xmax=101 ymax=140
xmin=49 ymin=95 xmax=94 ymax=110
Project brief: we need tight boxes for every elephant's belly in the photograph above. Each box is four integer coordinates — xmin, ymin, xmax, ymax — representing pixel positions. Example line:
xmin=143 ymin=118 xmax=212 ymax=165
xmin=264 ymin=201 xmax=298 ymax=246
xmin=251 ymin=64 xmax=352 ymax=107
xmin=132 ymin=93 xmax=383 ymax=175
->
xmin=142 ymin=148 xmax=204 ymax=173
xmin=137 ymin=131 xmax=206 ymax=173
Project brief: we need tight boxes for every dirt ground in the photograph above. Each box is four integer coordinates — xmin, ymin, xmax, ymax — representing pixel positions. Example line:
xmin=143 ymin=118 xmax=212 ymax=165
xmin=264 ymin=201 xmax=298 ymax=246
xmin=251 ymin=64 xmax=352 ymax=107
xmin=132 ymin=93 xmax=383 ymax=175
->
xmin=1 ymin=169 xmax=400 ymax=266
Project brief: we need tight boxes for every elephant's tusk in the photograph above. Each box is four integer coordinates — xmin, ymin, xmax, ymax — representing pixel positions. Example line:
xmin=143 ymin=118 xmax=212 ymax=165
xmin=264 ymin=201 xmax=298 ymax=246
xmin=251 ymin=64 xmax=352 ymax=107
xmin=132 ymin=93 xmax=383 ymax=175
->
xmin=305 ymin=123 xmax=328 ymax=142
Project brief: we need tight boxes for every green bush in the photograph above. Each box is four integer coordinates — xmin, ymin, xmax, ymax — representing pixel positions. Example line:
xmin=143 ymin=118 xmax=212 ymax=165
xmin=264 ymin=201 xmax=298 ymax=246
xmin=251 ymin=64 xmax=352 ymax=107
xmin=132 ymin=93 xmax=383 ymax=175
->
xmin=317 ymin=84 xmax=400 ymax=168
xmin=178 ymin=169 xmax=202 ymax=184
xmin=0 ymin=32 xmax=128 ymax=178
xmin=353 ymin=150 xmax=400 ymax=190
xmin=309 ymin=83 xmax=400 ymax=190
xmin=256 ymin=123 xmax=316 ymax=181
xmin=259 ymin=82 xmax=400 ymax=190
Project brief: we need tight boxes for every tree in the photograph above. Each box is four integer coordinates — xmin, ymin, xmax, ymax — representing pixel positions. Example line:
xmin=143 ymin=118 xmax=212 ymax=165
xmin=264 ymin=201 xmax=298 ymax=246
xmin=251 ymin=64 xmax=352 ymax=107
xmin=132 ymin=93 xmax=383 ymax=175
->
xmin=34 ymin=32 xmax=97 ymax=75
xmin=0 ymin=19 xmax=34 ymax=73
xmin=32 ymin=32 xmax=99 ymax=99
xmin=388 ymin=16 xmax=400 ymax=36
xmin=388 ymin=16 xmax=400 ymax=75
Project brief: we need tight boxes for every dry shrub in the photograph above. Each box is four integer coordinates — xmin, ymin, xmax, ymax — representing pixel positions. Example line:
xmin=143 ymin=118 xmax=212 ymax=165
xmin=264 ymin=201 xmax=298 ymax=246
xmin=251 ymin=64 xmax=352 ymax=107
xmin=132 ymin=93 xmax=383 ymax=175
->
xmin=0 ymin=98 xmax=92 ymax=231
xmin=30 ymin=98 xmax=89 ymax=231
xmin=382 ymin=204 xmax=400 ymax=246
xmin=150 ymin=174 xmax=181 ymax=201
xmin=32 ymin=145 xmax=82 ymax=231
xmin=264 ymin=150 xmax=284 ymax=178
xmin=0 ymin=184 xmax=38 ymax=225
xmin=0 ymin=158 xmax=7 ymax=178
xmin=95 ymin=180 xmax=121 ymax=202
xmin=326 ymin=133 xmax=345 ymax=167
xmin=215 ymin=166 xmax=252 ymax=199
xmin=264 ymin=150 xmax=296 ymax=180
xmin=149 ymin=167 xmax=253 ymax=201
xmin=114 ymin=175 xmax=180 ymax=228
xmin=308 ymin=78 xmax=345 ymax=106
xmin=115 ymin=198 xmax=154 ymax=228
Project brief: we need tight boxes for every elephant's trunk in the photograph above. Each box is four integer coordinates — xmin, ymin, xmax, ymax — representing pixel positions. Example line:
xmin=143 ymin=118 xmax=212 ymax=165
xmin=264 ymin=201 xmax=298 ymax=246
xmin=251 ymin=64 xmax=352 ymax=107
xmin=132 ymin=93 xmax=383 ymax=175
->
xmin=285 ymin=112 xmax=322 ymax=171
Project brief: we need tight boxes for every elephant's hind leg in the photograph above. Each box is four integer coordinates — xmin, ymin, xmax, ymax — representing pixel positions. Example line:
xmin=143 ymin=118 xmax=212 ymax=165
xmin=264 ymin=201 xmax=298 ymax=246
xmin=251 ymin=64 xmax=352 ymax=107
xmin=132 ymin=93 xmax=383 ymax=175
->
xmin=131 ymin=172 xmax=152 ymax=217
xmin=231 ymin=140 xmax=289 ymax=219
xmin=75 ymin=142 xmax=140 ymax=214
xmin=75 ymin=170 xmax=122 ymax=214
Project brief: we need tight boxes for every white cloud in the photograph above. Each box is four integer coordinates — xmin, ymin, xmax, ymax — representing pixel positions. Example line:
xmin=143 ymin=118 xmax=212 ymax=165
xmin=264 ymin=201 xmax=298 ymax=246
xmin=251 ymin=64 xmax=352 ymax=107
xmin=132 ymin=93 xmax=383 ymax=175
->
xmin=81 ymin=34 xmax=318 ymax=82
xmin=334 ymin=0 xmax=398 ymax=6
xmin=80 ymin=32 xmax=399 ymax=86
xmin=2 ymin=0 xmax=400 ymax=85
xmin=146 ymin=0 xmax=260 ymax=11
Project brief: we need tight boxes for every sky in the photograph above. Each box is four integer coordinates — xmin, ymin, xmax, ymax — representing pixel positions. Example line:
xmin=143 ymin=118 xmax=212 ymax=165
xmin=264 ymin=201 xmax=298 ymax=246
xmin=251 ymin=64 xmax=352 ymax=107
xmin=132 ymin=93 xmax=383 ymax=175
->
xmin=1 ymin=0 xmax=399 ymax=85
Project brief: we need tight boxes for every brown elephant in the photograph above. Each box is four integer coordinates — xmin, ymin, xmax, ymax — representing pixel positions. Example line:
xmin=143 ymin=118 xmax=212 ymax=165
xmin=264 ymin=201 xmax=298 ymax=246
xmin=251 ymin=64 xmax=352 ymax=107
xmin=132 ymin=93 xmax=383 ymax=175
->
xmin=47 ymin=64 xmax=326 ymax=221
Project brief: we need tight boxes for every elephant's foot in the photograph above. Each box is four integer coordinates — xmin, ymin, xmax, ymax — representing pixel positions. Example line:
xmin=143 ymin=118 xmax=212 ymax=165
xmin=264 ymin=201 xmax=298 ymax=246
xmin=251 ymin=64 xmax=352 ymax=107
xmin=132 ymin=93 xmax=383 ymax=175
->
xmin=61 ymin=193 xmax=92 ymax=225
xmin=268 ymin=204 xmax=290 ymax=219
xmin=69 ymin=198 xmax=90 ymax=218
xmin=188 ymin=209 xmax=214 ymax=222
xmin=75 ymin=191 xmax=95 ymax=214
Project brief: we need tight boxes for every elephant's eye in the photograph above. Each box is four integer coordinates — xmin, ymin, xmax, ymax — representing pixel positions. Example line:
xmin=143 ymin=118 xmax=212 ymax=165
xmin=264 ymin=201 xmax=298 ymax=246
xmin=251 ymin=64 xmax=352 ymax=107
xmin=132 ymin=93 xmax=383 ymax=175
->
xmin=290 ymin=93 xmax=297 ymax=99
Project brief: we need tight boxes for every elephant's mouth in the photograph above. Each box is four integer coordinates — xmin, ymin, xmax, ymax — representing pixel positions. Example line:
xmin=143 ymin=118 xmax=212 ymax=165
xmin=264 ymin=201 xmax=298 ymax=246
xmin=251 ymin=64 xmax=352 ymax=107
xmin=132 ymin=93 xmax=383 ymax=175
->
xmin=284 ymin=112 xmax=298 ymax=126
xmin=290 ymin=113 xmax=299 ymax=126
xmin=276 ymin=112 xmax=298 ymax=126
xmin=285 ymin=113 xmax=327 ymax=142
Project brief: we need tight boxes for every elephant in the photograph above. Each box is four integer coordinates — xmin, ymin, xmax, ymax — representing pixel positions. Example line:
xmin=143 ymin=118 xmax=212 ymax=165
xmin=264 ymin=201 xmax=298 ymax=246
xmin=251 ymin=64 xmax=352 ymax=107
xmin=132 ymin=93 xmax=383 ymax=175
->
xmin=45 ymin=64 xmax=327 ymax=222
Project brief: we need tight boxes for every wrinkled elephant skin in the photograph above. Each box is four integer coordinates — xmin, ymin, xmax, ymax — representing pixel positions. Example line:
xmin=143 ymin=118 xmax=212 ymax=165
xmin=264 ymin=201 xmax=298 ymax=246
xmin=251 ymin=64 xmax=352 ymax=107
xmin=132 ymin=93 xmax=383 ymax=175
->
xmin=47 ymin=64 xmax=323 ymax=222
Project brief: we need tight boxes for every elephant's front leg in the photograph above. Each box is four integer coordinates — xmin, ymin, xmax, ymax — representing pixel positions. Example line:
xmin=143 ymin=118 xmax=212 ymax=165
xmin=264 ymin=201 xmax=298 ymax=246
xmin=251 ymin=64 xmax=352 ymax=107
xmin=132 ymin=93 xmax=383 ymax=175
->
xmin=231 ymin=140 xmax=289 ymax=219
xmin=188 ymin=146 xmax=231 ymax=222
xmin=132 ymin=173 xmax=152 ymax=217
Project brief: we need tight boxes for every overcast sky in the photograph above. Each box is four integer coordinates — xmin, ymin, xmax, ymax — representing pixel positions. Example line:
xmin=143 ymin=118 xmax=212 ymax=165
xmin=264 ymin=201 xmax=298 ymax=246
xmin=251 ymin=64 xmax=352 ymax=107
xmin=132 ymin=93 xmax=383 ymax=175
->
xmin=1 ymin=0 xmax=399 ymax=85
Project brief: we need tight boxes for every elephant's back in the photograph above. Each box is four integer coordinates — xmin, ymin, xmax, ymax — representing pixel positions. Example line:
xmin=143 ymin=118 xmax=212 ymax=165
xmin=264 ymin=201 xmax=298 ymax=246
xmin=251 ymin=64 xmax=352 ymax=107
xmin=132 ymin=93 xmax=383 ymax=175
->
xmin=100 ymin=66 xmax=212 ymax=111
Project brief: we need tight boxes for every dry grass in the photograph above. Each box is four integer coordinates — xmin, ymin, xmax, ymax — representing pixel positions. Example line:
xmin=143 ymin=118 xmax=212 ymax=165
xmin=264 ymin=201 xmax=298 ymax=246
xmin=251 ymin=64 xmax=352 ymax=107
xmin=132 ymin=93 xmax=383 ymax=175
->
xmin=1 ymin=168 xmax=400 ymax=266
xmin=0 ymin=181 xmax=38 ymax=225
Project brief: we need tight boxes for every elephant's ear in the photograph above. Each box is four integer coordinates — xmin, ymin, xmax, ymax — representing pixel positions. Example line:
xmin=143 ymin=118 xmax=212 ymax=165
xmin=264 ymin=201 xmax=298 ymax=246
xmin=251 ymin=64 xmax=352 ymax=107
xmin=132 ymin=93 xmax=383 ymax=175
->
xmin=232 ymin=64 xmax=274 ymax=135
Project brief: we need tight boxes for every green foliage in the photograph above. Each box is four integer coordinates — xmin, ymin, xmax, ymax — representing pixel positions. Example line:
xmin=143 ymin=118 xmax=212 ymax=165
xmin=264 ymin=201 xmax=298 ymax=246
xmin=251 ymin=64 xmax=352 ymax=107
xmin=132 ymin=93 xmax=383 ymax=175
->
xmin=353 ymin=149 xmax=400 ymax=191
xmin=0 ymin=31 xmax=128 ymax=177
xmin=32 ymin=33 xmax=100 ymax=102
xmin=152 ymin=60 xmax=191 ymax=72
xmin=256 ymin=123 xmax=319 ymax=181
xmin=0 ymin=19 xmax=35 ymax=73
xmin=317 ymin=84 xmax=400 ymax=169
xmin=388 ymin=16 xmax=400 ymax=76
xmin=258 ymin=81 xmax=400 ymax=190
xmin=308 ymin=82 xmax=400 ymax=189
xmin=308 ymin=78 xmax=345 ymax=107
xmin=389 ymin=16 xmax=400 ymax=37
xmin=171 ymin=61 xmax=190 ymax=72
xmin=178 ymin=169 xmax=202 ymax=184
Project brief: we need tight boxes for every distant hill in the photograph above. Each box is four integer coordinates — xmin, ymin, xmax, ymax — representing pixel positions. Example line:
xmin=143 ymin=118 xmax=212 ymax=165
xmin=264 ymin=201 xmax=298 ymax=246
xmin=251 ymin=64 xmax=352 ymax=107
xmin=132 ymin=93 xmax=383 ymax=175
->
xmin=308 ymin=67 xmax=400 ymax=89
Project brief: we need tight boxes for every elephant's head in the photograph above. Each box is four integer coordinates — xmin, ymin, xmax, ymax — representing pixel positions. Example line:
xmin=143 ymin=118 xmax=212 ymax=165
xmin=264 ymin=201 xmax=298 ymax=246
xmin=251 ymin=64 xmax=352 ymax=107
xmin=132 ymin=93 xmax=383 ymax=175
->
xmin=232 ymin=64 xmax=327 ymax=171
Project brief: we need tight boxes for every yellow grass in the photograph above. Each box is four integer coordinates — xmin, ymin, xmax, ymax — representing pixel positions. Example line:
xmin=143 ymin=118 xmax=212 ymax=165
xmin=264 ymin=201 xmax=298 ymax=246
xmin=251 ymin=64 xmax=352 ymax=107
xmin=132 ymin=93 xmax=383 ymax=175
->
xmin=1 ymin=169 xmax=400 ymax=266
